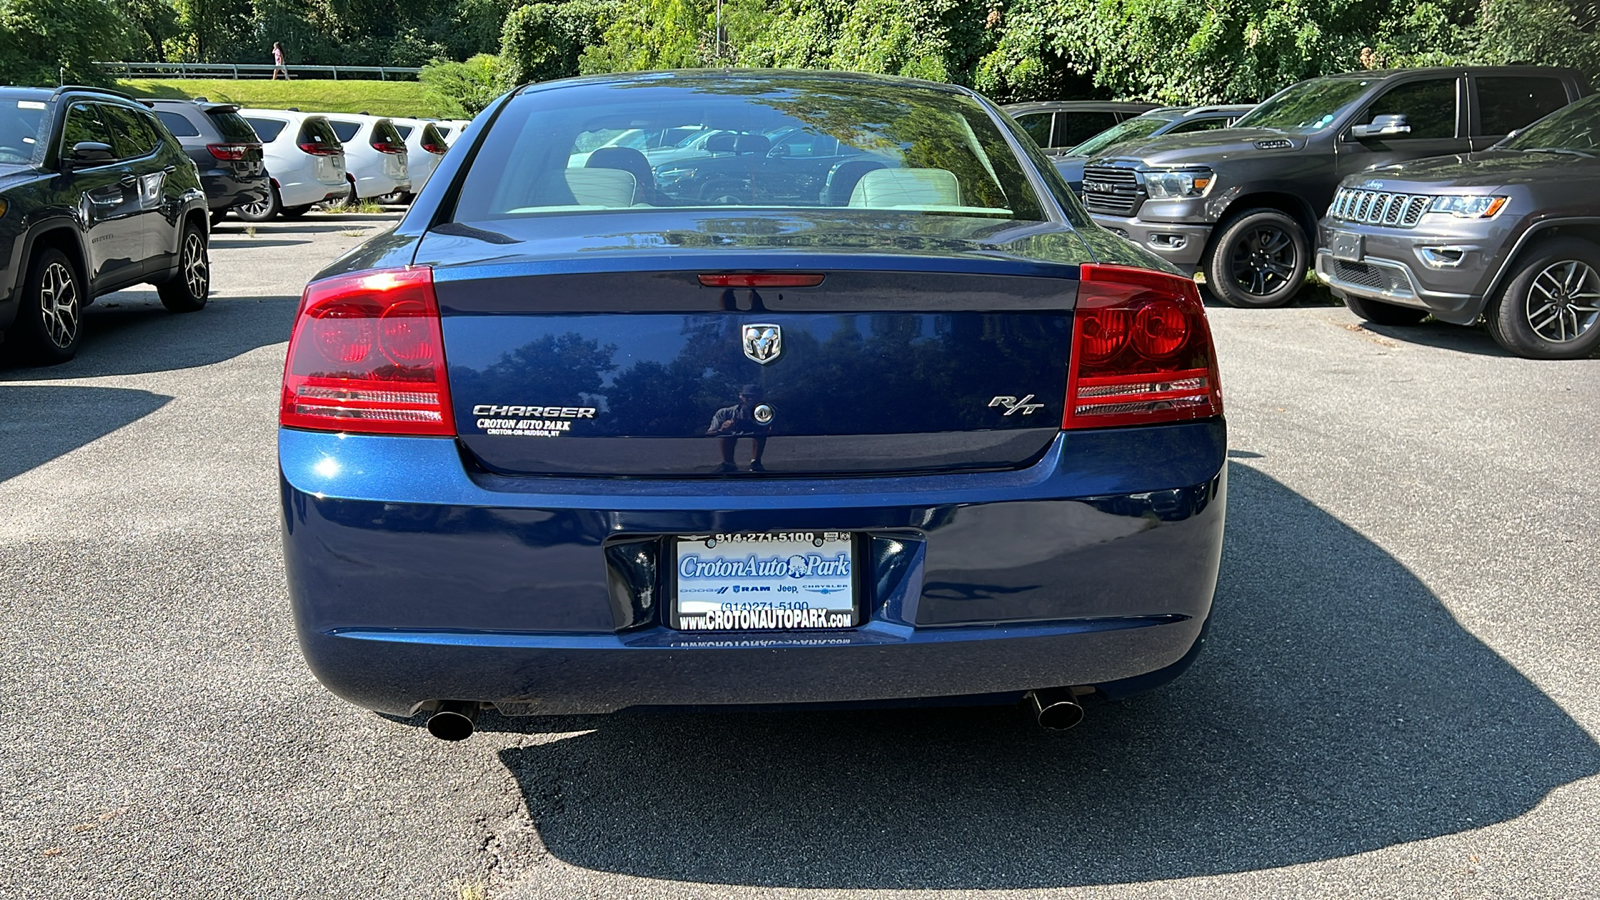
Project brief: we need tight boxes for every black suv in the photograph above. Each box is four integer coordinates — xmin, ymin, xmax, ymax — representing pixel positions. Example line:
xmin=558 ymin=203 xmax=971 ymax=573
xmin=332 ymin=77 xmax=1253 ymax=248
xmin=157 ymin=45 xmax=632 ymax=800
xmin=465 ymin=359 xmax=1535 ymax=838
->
xmin=1318 ymin=93 xmax=1600 ymax=359
xmin=1079 ymin=67 xmax=1589 ymax=307
xmin=147 ymin=99 xmax=269 ymax=226
xmin=0 ymin=86 xmax=210 ymax=364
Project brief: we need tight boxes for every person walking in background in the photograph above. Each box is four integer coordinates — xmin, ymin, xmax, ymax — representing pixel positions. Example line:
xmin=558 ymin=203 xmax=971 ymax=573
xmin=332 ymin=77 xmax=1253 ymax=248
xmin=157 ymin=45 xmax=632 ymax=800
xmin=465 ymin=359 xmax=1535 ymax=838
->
xmin=271 ymin=42 xmax=291 ymax=80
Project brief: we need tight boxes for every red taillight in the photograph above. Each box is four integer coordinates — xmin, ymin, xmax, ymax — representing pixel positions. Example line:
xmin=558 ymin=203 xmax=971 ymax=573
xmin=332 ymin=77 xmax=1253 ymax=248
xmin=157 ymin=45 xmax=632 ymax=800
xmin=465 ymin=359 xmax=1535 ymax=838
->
xmin=298 ymin=141 xmax=340 ymax=156
xmin=698 ymin=273 xmax=826 ymax=288
xmin=279 ymin=267 xmax=455 ymax=436
xmin=422 ymin=142 xmax=448 ymax=155
xmin=372 ymin=140 xmax=406 ymax=154
xmin=1063 ymin=264 xmax=1222 ymax=430
xmin=207 ymin=143 xmax=253 ymax=161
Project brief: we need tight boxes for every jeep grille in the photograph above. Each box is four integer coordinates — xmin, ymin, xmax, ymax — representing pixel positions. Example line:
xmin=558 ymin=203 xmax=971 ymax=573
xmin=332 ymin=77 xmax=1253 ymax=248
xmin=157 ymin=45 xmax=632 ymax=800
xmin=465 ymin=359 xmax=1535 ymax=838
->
xmin=1331 ymin=188 xmax=1431 ymax=229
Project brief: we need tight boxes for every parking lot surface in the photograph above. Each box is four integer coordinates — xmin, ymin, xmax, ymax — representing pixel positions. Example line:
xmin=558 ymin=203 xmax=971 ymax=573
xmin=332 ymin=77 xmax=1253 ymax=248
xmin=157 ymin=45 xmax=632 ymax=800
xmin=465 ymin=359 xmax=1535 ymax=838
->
xmin=2 ymin=215 xmax=1597 ymax=899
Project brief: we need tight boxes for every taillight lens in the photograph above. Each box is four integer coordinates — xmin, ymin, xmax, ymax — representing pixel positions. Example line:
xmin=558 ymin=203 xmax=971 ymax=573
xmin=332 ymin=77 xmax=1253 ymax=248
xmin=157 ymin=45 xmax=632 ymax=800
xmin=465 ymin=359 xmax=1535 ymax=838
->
xmin=422 ymin=142 xmax=448 ymax=155
xmin=207 ymin=143 xmax=252 ymax=161
xmin=1063 ymin=264 xmax=1222 ymax=429
xmin=372 ymin=141 xmax=406 ymax=154
xmin=298 ymin=141 xmax=340 ymax=156
xmin=280 ymin=267 xmax=455 ymax=436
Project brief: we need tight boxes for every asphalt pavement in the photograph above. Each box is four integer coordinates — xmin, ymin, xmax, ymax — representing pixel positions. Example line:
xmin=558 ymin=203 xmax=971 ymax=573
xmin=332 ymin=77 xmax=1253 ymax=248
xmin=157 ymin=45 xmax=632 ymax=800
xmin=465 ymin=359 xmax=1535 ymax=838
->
xmin=1 ymin=214 xmax=1596 ymax=900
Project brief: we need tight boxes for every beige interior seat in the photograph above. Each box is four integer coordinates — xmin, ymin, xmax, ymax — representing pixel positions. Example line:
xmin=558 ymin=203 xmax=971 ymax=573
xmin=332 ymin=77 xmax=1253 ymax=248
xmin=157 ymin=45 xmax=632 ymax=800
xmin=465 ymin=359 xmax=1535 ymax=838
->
xmin=847 ymin=168 xmax=960 ymax=208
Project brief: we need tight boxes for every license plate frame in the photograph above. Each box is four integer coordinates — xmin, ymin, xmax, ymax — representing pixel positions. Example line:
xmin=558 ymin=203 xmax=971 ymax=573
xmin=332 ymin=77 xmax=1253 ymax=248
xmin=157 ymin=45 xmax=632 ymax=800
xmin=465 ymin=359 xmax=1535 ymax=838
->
xmin=1330 ymin=230 xmax=1363 ymax=263
xmin=670 ymin=532 xmax=860 ymax=633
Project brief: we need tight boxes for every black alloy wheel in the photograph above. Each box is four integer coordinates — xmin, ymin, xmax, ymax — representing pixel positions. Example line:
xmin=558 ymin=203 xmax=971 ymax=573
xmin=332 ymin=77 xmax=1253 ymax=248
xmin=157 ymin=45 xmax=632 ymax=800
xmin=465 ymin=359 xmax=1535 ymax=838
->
xmin=1341 ymin=292 xmax=1429 ymax=326
xmin=1487 ymin=236 xmax=1600 ymax=359
xmin=1206 ymin=209 xmax=1308 ymax=308
xmin=157 ymin=222 xmax=210 ymax=313
xmin=12 ymin=247 xmax=83 ymax=365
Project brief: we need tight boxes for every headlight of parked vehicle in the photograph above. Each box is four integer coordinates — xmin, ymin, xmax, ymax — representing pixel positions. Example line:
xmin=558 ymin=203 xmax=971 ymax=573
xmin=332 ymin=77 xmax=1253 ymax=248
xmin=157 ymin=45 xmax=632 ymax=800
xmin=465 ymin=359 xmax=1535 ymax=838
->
xmin=1430 ymin=195 xmax=1507 ymax=218
xmin=1143 ymin=169 xmax=1213 ymax=200
xmin=0 ymin=198 xmax=7 ymax=219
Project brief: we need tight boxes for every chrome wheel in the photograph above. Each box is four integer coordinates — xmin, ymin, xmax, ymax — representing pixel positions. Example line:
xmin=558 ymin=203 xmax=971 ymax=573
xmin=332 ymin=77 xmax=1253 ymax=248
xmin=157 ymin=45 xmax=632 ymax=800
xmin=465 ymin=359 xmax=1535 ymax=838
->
xmin=182 ymin=231 xmax=209 ymax=298
xmin=1525 ymin=259 xmax=1600 ymax=343
xmin=236 ymin=197 xmax=271 ymax=217
xmin=38 ymin=261 xmax=79 ymax=349
xmin=1229 ymin=225 xmax=1297 ymax=297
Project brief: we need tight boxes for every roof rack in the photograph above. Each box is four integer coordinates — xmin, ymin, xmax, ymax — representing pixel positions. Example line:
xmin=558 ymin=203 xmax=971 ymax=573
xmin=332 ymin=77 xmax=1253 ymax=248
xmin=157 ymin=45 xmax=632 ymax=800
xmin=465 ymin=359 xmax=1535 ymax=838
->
xmin=51 ymin=85 xmax=138 ymax=102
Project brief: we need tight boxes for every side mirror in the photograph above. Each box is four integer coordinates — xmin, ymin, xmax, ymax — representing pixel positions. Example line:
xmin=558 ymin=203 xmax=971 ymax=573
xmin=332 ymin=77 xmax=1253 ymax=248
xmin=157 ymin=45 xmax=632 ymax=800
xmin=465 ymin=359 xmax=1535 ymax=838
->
xmin=66 ymin=141 xmax=116 ymax=167
xmin=1351 ymin=114 xmax=1411 ymax=139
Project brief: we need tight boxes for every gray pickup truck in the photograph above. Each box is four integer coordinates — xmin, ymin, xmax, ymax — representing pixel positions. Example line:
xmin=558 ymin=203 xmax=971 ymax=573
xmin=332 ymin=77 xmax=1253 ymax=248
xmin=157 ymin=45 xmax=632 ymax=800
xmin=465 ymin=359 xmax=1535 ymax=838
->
xmin=1080 ymin=67 xmax=1590 ymax=307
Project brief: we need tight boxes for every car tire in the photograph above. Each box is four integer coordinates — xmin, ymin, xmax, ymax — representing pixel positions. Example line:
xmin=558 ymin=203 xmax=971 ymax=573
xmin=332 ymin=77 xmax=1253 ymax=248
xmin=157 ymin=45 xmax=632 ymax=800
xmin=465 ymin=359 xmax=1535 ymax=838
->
xmin=1204 ymin=209 xmax=1308 ymax=308
xmin=280 ymin=204 xmax=312 ymax=218
xmin=235 ymin=185 xmax=280 ymax=221
xmin=11 ymin=247 xmax=84 ymax=365
xmin=1486 ymin=236 xmax=1600 ymax=359
xmin=1341 ymin=293 xmax=1429 ymax=325
xmin=156 ymin=221 xmax=210 ymax=313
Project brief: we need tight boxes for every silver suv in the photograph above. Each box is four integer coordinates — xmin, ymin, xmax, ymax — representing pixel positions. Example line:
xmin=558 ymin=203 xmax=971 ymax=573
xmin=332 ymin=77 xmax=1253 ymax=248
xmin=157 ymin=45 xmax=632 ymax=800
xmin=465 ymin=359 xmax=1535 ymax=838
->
xmin=1317 ymin=93 xmax=1600 ymax=359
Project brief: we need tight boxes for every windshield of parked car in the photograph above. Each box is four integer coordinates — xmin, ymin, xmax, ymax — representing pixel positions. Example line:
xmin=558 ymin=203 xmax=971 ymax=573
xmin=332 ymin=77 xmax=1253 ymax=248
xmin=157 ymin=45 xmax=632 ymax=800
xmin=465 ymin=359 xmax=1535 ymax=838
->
xmin=1233 ymin=77 xmax=1376 ymax=132
xmin=1499 ymin=93 xmax=1600 ymax=155
xmin=452 ymin=76 xmax=1046 ymax=222
xmin=1066 ymin=114 xmax=1170 ymax=157
xmin=0 ymin=99 xmax=47 ymax=164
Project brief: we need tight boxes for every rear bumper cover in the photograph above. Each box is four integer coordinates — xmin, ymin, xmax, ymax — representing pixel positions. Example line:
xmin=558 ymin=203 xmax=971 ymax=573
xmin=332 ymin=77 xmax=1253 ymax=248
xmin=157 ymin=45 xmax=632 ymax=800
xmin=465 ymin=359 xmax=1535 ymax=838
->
xmin=281 ymin=422 xmax=1227 ymax=715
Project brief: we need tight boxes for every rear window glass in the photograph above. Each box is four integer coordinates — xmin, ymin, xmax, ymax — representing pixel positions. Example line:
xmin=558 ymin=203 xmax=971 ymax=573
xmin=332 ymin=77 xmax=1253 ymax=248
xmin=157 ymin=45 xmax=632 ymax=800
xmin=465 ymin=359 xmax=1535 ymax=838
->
xmin=328 ymin=120 xmax=361 ymax=143
xmin=245 ymin=117 xmax=287 ymax=142
xmin=420 ymin=122 xmax=448 ymax=149
xmin=453 ymin=78 xmax=1045 ymax=222
xmin=1478 ymin=77 xmax=1571 ymax=136
xmin=101 ymin=104 xmax=161 ymax=157
xmin=1 ymin=99 xmax=48 ymax=160
xmin=209 ymin=110 xmax=261 ymax=143
xmin=298 ymin=118 xmax=340 ymax=147
xmin=156 ymin=110 xmax=200 ymax=137
xmin=1068 ymin=114 xmax=1167 ymax=157
xmin=373 ymin=121 xmax=403 ymax=146
xmin=1015 ymin=112 xmax=1052 ymax=147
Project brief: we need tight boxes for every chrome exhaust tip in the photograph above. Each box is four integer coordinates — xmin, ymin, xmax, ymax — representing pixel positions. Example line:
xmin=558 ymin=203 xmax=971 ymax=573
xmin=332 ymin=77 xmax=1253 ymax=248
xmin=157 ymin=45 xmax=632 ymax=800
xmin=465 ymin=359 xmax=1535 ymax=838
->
xmin=1025 ymin=688 xmax=1085 ymax=731
xmin=426 ymin=700 xmax=479 ymax=741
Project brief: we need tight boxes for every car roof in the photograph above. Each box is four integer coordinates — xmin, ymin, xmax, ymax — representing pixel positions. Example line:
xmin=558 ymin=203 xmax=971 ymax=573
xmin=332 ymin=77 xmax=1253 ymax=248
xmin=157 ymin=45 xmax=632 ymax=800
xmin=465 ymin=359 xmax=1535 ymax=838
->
xmin=1322 ymin=65 xmax=1582 ymax=80
xmin=514 ymin=68 xmax=972 ymax=98
xmin=1001 ymin=101 xmax=1158 ymax=114
xmin=1139 ymin=104 xmax=1256 ymax=119
xmin=147 ymin=98 xmax=243 ymax=115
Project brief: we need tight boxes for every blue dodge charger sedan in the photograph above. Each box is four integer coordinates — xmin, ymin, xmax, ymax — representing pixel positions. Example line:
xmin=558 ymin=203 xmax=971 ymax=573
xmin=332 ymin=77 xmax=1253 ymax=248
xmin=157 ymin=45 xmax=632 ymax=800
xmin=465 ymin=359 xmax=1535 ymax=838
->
xmin=278 ymin=71 xmax=1227 ymax=740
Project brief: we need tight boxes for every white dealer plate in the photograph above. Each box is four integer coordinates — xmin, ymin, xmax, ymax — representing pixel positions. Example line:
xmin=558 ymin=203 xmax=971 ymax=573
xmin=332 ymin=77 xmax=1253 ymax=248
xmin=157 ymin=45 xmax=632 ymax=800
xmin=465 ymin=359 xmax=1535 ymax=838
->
xmin=673 ymin=532 xmax=856 ymax=632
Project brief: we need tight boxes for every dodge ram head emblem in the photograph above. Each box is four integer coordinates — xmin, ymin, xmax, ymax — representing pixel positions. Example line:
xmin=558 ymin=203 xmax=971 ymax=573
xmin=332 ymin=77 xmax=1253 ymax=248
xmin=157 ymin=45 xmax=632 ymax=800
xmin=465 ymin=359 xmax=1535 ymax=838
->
xmin=742 ymin=323 xmax=783 ymax=365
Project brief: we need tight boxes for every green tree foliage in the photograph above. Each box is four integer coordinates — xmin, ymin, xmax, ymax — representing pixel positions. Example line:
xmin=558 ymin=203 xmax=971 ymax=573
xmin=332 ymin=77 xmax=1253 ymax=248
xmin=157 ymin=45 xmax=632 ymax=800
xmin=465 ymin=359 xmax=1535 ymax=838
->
xmin=0 ymin=0 xmax=130 ymax=85
xmin=1476 ymin=0 xmax=1600 ymax=81
xmin=115 ymin=0 xmax=182 ymax=63
xmin=419 ymin=52 xmax=511 ymax=115
xmin=501 ymin=0 xmax=617 ymax=82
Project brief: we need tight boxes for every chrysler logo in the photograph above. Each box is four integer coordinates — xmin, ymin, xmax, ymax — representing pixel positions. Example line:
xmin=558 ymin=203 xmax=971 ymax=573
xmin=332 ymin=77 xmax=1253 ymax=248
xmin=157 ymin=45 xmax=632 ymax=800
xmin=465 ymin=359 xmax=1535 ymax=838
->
xmin=742 ymin=323 xmax=782 ymax=365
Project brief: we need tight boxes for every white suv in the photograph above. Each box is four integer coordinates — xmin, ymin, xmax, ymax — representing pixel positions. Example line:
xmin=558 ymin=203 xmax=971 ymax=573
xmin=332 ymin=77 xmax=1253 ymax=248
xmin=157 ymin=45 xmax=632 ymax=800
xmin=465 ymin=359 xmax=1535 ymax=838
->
xmin=389 ymin=118 xmax=451 ymax=198
xmin=323 ymin=114 xmax=410 ymax=201
xmin=236 ymin=109 xmax=350 ymax=220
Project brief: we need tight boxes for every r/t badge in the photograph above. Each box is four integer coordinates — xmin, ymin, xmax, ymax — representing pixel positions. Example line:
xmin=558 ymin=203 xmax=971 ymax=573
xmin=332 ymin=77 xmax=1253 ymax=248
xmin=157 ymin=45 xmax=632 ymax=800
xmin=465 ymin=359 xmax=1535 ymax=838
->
xmin=989 ymin=394 xmax=1044 ymax=416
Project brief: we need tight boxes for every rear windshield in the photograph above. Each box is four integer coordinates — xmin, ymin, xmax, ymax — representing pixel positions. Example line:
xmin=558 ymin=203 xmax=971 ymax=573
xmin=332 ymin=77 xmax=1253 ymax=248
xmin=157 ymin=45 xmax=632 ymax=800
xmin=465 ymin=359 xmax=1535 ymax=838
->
xmin=328 ymin=120 xmax=361 ymax=143
xmin=420 ymin=122 xmax=447 ymax=149
xmin=1233 ymin=77 xmax=1377 ymax=132
xmin=452 ymin=77 xmax=1045 ymax=222
xmin=1500 ymin=93 xmax=1600 ymax=154
xmin=298 ymin=118 xmax=341 ymax=147
xmin=244 ymin=116 xmax=287 ymax=142
xmin=0 ymin=99 xmax=47 ymax=162
xmin=209 ymin=110 xmax=261 ymax=143
xmin=394 ymin=124 xmax=413 ymax=139
xmin=1068 ymin=114 xmax=1169 ymax=157
xmin=372 ymin=120 xmax=403 ymax=146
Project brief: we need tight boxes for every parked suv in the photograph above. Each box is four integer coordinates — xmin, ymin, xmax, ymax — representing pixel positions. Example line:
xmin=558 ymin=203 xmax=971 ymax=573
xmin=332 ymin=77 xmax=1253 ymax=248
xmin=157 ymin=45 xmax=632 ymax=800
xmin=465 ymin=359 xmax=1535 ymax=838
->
xmin=1003 ymin=101 xmax=1159 ymax=157
xmin=1080 ymin=67 xmax=1589 ymax=307
xmin=1317 ymin=93 xmax=1600 ymax=359
xmin=1055 ymin=105 xmax=1254 ymax=193
xmin=0 ymin=86 xmax=211 ymax=364
xmin=322 ymin=114 xmax=410 ymax=201
xmin=147 ymin=99 xmax=269 ymax=226
xmin=237 ymin=109 xmax=349 ymax=220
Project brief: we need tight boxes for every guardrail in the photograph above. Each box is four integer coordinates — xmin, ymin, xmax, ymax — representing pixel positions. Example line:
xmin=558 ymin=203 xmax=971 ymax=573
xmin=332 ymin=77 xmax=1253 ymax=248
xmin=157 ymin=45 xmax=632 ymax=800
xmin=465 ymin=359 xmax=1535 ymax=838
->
xmin=95 ymin=62 xmax=422 ymax=81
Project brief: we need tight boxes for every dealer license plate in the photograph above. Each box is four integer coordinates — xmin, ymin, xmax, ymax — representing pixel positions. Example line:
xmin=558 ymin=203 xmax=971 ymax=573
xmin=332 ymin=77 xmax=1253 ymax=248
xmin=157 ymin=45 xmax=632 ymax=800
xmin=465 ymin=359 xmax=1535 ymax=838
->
xmin=673 ymin=532 xmax=856 ymax=632
xmin=1330 ymin=230 xmax=1363 ymax=262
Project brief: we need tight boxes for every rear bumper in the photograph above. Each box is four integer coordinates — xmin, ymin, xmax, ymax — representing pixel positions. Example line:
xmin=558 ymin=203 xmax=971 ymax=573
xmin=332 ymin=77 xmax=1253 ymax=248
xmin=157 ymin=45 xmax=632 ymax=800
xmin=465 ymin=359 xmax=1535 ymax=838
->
xmin=276 ymin=176 xmax=349 ymax=208
xmin=281 ymin=421 xmax=1227 ymax=716
xmin=199 ymin=171 xmax=270 ymax=210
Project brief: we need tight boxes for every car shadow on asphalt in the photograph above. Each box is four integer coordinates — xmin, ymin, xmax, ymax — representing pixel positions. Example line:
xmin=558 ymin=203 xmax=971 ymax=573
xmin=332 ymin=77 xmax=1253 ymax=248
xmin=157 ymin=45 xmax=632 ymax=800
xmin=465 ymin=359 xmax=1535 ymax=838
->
xmin=0 ymin=385 xmax=171 ymax=483
xmin=1359 ymin=320 xmax=1521 ymax=357
xmin=478 ymin=461 xmax=1600 ymax=889
xmin=0 ymin=292 xmax=299 ymax=380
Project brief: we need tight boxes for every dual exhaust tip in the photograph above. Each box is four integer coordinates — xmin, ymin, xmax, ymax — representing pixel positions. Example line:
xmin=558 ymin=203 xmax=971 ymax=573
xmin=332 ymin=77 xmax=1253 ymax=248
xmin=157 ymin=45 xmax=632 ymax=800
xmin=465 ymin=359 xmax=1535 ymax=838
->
xmin=423 ymin=691 xmax=1083 ymax=741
